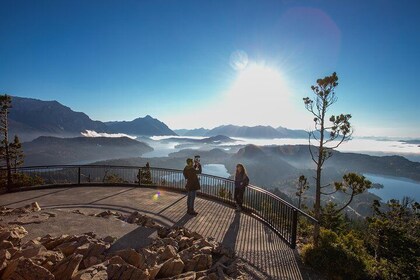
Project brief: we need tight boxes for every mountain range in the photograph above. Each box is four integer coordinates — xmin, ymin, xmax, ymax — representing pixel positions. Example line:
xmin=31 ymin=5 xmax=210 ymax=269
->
xmin=9 ymin=97 xmax=176 ymax=141
xmin=175 ymin=125 xmax=309 ymax=138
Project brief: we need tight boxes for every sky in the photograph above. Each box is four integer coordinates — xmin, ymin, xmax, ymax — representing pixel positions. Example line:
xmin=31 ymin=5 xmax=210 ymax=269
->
xmin=1 ymin=0 xmax=419 ymax=137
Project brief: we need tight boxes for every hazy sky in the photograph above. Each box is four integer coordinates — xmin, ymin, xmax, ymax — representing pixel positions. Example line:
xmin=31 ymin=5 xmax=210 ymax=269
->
xmin=1 ymin=0 xmax=419 ymax=137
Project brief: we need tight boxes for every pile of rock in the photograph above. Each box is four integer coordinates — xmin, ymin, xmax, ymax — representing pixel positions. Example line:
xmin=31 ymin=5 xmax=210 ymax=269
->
xmin=0 ymin=204 xmax=252 ymax=280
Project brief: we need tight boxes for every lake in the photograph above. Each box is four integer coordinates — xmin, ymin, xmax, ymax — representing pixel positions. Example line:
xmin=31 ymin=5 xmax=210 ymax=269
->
xmin=202 ymin=164 xmax=231 ymax=178
xmin=364 ymin=173 xmax=420 ymax=202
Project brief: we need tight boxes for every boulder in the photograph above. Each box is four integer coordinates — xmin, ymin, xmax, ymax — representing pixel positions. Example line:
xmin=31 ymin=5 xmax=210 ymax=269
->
xmin=184 ymin=254 xmax=212 ymax=272
xmin=159 ymin=245 xmax=177 ymax=262
xmin=0 ymin=226 xmax=28 ymax=246
xmin=30 ymin=202 xmax=41 ymax=212
xmin=51 ymin=253 xmax=83 ymax=280
xmin=157 ymin=257 xmax=185 ymax=278
xmin=0 ymin=240 xmax=14 ymax=250
xmin=0 ymin=249 xmax=11 ymax=273
xmin=71 ymin=263 xmax=108 ymax=280
xmin=139 ymin=248 xmax=157 ymax=267
xmin=1 ymin=258 xmax=54 ymax=280
xmin=106 ymin=263 xmax=149 ymax=280
xmin=111 ymin=248 xmax=145 ymax=268
xmin=12 ymin=243 xmax=47 ymax=259
xmin=178 ymin=237 xmax=194 ymax=250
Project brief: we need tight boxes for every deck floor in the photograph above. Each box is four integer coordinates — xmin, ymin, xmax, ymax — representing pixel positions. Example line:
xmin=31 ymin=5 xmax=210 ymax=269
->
xmin=0 ymin=186 xmax=309 ymax=280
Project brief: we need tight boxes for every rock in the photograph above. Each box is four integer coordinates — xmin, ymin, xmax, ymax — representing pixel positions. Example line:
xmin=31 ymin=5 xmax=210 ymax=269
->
xmin=164 ymin=271 xmax=197 ymax=280
xmin=13 ymin=214 xmax=50 ymax=225
xmin=102 ymin=236 xmax=116 ymax=244
xmin=184 ymin=254 xmax=212 ymax=272
xmin=0 ymin=249 xmax=11 ymax=273
xmin=106 ymin=263 xmax=149 ymax=280
xmin=111 ymin=248 xmax=145 ymax=269
xmin=12 ymin=243 xmax=47 ymax=259
xmin=157 ymin=227 xmax=171 ymax=238
xmin=82 ymin=256 xmax=101 ymax=268
xmin=157 ymin=257 xmax=185 ymax=278
xmin=36 ymin=250 xmax=65 ymax=270
xmin=148 ymin=264 xmax=161 ymax=279
xmin=0 ymin=225 xmax=28 ymax=246
xmin=51 ymin=253 xmax=83 ymax=280
xmin=30 ymin=202 xmax=41 ymax=212
xmin=71 ymin=264 xmax=108 ymax=280
xmin=105 ymin=256 xmax=126 ymax=266
xmin=75 ymin=242 xmax=108 ymax=261
xmin=161 ymin=238 xmax=179 ymax=249
xmin=0 ymin=240 xmax=14 ymax=250
xmin=1 ymin=258 xmax=55 ymax=280
xmin=197 ymin=273 xmax=218 ymax=280
xmin=55 ymin=235 xmax=89 ymax=256
xmin=41 ymin=234 xmax=70 ymax=250
xmin=198 ymin=246 xmax=213 ymax=255
xmin=178 ymin=237 xmax=194 ymax=250
xmin=159 ymin=245 xmax=177 ymax=262
xmin=139 ymin=248 xmax=157 ymax=267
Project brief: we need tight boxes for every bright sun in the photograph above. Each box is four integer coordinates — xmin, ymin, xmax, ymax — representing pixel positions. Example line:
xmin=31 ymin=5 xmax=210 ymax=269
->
xmin=221 ymin=63 xmax=291 ymax=126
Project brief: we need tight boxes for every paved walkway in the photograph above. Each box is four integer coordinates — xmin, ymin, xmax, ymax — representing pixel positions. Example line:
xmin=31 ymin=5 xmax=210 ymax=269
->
xmin=0 ymin=186 xmax=308 ymax=280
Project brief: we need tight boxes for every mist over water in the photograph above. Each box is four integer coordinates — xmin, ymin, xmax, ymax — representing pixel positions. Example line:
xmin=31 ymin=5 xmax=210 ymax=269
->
xmin=146 ymin=136 xmax=420 ymax=161
xmin=365 ymin=173 xmax=420 ymax=201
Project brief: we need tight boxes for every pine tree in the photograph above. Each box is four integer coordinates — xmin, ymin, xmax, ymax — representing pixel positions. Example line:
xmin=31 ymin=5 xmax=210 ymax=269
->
xmin=303 ymin=73 xmax=352 ymax=245
xmin=0 ymin=94 xmax=12 ymax=189
xmin=9 ymin=135 xmax=24 ymax=172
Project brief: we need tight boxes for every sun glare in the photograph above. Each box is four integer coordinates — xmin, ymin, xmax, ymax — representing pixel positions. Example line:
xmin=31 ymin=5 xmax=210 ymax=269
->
xmin=220 ymin=63 xmax=293 ymax=126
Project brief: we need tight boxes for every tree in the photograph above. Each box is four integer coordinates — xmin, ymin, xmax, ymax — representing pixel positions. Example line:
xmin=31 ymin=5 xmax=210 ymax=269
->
xmin=320 ymin=201 xmax=347 ymax=233
xmin=303 ymin=72 xmax=352 ymax=245
xmin=333 ymin=173 xmax=372 ymax=213
xmin=296 ymin=175 xmax=309 ymax=209
xmin=0 ymin=94 xmax=12 ymax=188
xmin=366 ymin=198 xmax=420 ymax=279
xmin=9 ymin=135 xmax=24 ymax=172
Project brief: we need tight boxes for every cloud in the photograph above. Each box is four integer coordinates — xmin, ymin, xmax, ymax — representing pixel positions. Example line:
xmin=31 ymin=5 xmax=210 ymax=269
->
xmin=81 ymin=130 xmax=136 ymax=139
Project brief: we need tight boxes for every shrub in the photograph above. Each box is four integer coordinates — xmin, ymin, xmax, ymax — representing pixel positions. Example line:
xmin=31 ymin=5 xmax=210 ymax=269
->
xmin=301 ymin=228 xmax=371 ymax=280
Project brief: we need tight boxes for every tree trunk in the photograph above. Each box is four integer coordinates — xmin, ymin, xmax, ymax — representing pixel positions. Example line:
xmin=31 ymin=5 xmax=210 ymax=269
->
xmin=313 ymin=101 xmax=326 ymax=246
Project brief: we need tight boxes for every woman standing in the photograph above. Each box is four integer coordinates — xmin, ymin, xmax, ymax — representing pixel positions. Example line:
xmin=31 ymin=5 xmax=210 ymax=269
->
xmin=234 ymin=164 xmax=249 ymax=212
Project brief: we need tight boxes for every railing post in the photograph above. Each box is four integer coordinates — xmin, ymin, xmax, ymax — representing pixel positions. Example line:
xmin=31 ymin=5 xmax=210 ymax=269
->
xmin=77 ymin=167 xmax=81 ymax=185
xmin=291 ymin=209 xmax=298 ymax=249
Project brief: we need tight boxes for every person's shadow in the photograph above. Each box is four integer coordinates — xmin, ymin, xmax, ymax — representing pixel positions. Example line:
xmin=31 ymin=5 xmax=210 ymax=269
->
xmin=221 ymin=212 xmax=241 ymax=250
xmin=173 ymin=213 xmax=194 ymax=228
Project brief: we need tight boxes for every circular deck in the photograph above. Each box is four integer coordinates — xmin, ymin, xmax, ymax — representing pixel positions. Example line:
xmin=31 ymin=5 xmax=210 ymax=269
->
xmin=0 ymin=185 xmax=311 ymax=280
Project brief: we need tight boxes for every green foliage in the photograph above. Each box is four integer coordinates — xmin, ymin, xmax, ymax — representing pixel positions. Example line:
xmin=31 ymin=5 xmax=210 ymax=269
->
xmin=0 ymin=172 xmax=44 ymax=188
xmin=302 ymin=228 xmax=372 ymax=280
xmin=9 ymin=135 xmax=24 ymax=170
xmin=365 ymin=198 xmax=420 ymax=280
xmin=320 ymin=202 xmax=347 ymax=233
xmin=218 ymin=187 xmax=232 ymax=199
xmin=137 ymin=167 xmax=152 ymax=184
xmin=103 ymin=173 xmax=125 ymax=183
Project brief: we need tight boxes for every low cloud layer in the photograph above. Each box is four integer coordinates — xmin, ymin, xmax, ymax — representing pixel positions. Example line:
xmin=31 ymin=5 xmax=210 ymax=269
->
xmin=81 ymin=130 xmax=136 ymax=139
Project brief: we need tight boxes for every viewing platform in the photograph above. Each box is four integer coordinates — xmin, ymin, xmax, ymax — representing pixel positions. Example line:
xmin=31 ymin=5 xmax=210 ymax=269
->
xmin=0 ymin=165 xmax=318 ymax=279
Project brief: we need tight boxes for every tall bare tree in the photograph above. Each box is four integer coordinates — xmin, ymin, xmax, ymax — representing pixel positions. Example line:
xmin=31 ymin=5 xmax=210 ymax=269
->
xmin=303 ymin=72 xmax=352 ymax=245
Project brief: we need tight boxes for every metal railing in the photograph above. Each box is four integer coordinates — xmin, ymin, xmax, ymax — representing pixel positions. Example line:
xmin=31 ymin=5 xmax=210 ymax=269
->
xmin=0 ymin=165 xmax=317 ymax=248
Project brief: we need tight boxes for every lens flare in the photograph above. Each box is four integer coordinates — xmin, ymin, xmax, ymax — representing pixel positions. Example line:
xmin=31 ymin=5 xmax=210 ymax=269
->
xmin=152 ymin=191 xmax=161 ymax=201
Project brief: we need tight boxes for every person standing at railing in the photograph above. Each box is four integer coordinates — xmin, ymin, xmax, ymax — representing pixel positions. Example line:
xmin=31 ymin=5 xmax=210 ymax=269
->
xmin=183 ymin=158 xmax=201 ymax=215
xmin=234 ymin=163 xmax=249 ymax=212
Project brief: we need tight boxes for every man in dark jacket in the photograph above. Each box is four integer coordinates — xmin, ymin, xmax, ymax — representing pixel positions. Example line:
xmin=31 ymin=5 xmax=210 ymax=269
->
xmin=183 ymin=158 xmax=200 ymax=215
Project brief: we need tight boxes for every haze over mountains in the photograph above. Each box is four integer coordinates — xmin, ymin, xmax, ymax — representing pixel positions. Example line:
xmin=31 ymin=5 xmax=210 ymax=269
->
xmin=175 ymin=125 xmax=308 ymax=138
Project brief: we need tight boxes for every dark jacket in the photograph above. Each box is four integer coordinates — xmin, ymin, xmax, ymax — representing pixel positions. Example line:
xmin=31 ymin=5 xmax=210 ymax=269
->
xmin=183 ymin=165 xmax=201 ymax=191
xmin=235 ymin=172 xmax=249 ymax=189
